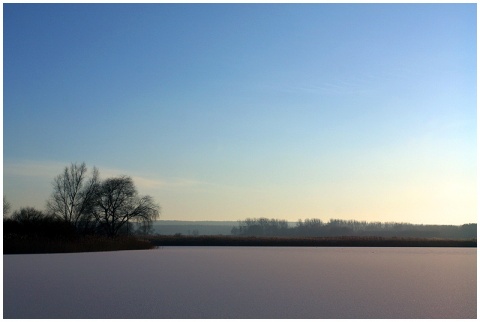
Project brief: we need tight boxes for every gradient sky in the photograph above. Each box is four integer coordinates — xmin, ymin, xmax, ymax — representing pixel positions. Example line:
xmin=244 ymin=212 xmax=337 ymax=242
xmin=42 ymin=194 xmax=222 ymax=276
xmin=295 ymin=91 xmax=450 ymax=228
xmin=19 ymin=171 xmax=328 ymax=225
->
xmin=3 ymin=4 xmax=477 ymax=225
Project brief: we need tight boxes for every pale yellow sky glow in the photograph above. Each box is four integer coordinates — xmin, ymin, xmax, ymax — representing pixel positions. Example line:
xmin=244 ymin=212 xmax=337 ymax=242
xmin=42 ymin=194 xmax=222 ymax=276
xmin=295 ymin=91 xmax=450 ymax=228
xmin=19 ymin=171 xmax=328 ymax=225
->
xmin=3 ymin=148 xmax=476 ymax=225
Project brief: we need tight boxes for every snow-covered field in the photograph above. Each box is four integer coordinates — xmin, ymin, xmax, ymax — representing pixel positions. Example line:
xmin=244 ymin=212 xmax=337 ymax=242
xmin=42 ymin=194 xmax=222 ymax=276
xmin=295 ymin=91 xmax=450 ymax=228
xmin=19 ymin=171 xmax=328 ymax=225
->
xmin=3 ymin=247 xmax=476 ymax=318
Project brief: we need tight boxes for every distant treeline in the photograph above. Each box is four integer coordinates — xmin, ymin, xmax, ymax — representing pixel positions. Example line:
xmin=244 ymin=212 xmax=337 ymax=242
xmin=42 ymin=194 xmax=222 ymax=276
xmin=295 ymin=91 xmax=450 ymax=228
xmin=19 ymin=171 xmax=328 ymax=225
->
xmin=148 ymin=235 xmax=476 ymax=248
xmin=231 ymin=218 xmax=476 ymax=239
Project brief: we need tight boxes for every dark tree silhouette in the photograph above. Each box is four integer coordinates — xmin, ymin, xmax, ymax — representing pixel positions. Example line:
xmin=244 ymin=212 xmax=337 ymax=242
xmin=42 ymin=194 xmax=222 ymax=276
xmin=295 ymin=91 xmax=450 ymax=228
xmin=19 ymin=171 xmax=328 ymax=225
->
xmin=11 ymin=207 xmax=44 ymax=224
xmin=46 ymin=162 xmax=100 ymax=233
xmin=5 ymin=207 xmax=76 ymax=240
xmin=94 ymin=176 xmax=160 ymax=237
xmin=3 ymin=195 xmax=11 ymax=217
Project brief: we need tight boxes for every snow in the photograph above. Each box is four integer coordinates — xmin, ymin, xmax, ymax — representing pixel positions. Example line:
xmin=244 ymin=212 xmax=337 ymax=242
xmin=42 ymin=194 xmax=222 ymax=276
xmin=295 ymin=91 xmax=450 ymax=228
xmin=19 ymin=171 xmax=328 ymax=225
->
xmin=3 ymin=247 xmax=476 ymax=318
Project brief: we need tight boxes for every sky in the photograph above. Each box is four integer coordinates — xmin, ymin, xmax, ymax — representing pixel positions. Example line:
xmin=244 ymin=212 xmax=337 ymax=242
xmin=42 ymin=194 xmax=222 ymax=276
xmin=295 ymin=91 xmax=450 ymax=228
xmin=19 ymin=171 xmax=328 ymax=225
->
xmin=3 ymin=3 xmax=477 ymax=225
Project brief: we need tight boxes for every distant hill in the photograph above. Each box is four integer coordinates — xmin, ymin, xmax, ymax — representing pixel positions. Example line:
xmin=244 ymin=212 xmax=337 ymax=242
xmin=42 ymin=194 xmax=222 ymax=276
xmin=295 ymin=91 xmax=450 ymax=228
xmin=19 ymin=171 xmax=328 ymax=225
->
xmin=152 ymin=220 xmax=237 ymax=235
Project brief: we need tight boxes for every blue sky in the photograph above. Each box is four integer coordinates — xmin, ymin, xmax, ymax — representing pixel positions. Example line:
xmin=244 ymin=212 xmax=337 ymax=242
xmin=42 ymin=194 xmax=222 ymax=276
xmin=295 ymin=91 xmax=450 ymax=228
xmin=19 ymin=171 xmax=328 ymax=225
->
xmin=3 ymin=4 xmax=476 ymax=224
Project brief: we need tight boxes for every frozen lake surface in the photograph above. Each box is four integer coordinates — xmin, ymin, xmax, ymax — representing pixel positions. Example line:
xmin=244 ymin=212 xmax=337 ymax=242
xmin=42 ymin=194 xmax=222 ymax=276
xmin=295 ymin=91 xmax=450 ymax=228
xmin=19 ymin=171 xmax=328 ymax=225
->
xmin=3 ymin=247 xmax=476 ymax=318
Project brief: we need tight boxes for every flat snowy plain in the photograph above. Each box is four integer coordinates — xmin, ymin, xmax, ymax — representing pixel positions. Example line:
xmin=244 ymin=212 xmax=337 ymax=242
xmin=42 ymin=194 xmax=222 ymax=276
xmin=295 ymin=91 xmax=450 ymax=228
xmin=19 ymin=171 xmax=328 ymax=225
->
xmin=3 ymin=247 xmax=476 ymax=318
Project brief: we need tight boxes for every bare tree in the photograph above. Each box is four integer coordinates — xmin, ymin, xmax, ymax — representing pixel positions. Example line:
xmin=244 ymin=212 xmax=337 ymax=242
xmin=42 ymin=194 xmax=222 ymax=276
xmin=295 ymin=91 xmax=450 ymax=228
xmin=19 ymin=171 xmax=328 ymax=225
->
xmin=94 ymin=176 xmax=160 ymax=237
xmin=11 ymin=207 xmax=44 ymax=224
xmin=46 ymin=162 xmax=100 ymax=233
xmin=3 ymin=195 xmax=11 ymax=218
xmin=135 ymin=219 xmax=155 ymax=236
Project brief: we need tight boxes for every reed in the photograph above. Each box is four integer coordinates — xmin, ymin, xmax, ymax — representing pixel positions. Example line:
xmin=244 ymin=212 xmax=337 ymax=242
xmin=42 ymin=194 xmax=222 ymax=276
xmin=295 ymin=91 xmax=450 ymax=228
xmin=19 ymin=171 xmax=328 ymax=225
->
xmin=146 ymin=235 xmax=477 ymax=248
xmin=3 ymin=235 xmax=155 ymax=254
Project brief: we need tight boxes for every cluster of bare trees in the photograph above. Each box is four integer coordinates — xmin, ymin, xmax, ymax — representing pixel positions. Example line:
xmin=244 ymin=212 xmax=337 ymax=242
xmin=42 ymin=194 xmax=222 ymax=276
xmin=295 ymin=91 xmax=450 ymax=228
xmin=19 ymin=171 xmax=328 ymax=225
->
xmin=231 ymin=217 xmax=477 ymax=239
xmin=5 ymin=162 xmax=160 ymax=238
xmin=231 ymin=218 xmax=289 ymax=236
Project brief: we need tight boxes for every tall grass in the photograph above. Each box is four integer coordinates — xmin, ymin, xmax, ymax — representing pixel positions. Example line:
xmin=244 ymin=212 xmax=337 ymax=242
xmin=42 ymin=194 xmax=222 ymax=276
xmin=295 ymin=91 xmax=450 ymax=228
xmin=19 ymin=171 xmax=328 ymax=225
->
xmin=3 ymin=235 xmax=155 ymax=254
xmin=146 ymin=235 xmax=477 ymax=248
xmin=5 ymin=234 xmax=476 ymax=254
